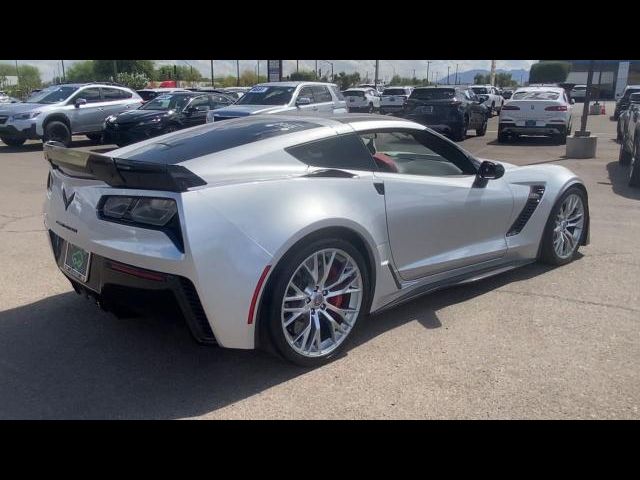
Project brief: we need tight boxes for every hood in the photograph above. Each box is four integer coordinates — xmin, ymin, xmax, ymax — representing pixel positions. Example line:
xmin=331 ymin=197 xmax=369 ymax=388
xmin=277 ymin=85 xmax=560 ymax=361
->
xmin=114 ymin=109 xmax=171 ymax=124
xmin=0 ymin=102 xmax=48 ymax=116
xmin=211 ymin=104 xmax=290 ymax=117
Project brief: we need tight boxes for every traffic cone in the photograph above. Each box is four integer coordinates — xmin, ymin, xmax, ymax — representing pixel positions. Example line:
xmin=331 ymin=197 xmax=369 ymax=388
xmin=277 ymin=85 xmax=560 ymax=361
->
xmin=601 ymin=104 xmax=606 ymax=115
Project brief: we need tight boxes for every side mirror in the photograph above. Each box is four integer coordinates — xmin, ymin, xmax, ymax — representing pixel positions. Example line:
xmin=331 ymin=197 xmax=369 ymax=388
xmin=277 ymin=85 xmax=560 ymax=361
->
xmin=477 ymin=160 xmax=505 ymax=180
xmin=74 ymin=98 xmax=87 ymax=108
xmin=296 ymin=97 xmax=312 ymax=106
xmin=571 ymin=98 xmax=576 ymax=105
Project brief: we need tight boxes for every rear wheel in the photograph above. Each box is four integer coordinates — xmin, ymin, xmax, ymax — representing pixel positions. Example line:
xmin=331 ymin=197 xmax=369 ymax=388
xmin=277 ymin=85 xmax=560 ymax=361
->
xmin=497 ymin=126 xmax=509 ymax=143
xmin=264 ymin=237 xmax=370 ymax=367
xmin=539 ymin=187 xmax=588 ymax=266
xmin=44 ymin=121 xmax=72 ymax=147
xmin=630 ymin=143 xmax=640 ymax=188
xmin=476 ymin=116 xmax=487 ymax=136
xmin=0 ymin=136 xmax=26 ymax=147
xmin=368 ymin=103 xmax=374 ymax=113
xmin=619 ymin=144 xmax=632 ymax=166
xmin=452 ymin=117 xmax=468 ymax=142
xmin=163 ymin=124 xmax=179 ymax=135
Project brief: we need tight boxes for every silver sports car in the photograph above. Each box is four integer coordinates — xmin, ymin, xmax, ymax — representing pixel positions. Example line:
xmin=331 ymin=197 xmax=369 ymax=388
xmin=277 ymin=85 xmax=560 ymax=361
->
xmin=43 ymin=114 xmax=590 ymax=366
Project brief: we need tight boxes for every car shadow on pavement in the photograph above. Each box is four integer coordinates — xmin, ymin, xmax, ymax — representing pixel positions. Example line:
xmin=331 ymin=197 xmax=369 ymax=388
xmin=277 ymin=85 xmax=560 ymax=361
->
xmin=605 ymin=161 xmax=640 ymax=200
xmin=0 ymin=143 xmax=44 ymax=153
xmin=486 ymin=137 xmax=560 ymax=147
xmin=0 ymin=261 xmax=559 ymax=419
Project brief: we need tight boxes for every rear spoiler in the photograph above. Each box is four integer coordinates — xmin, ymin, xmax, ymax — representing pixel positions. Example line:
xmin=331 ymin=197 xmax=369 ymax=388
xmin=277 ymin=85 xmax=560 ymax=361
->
xmin=43 ymin=141 xmax=206 ymax=192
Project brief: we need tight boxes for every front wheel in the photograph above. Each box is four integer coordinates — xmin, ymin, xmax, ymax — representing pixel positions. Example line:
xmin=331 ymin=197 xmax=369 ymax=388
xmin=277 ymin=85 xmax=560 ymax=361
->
xmin=0 ymin=136 xmax=26 ymax=147
xmin=476 ymin=117 xmax=487 ymax=136
xmin=630 ymin=145 xmax=640 ymax=187
xmin=264 ymin=237 xmax=370 ymax=367
xmin=368 ymin=103 xmax=374 ymax=113
xmin=452 ymin=117 xmax=468 ymax=142
xmin=44 ymin=121 xmax=72 ymax=147
xmin=539 ymin=187 xmax=588 ymax=266
xmin=86 ymin=133 xmax=102 ymax=143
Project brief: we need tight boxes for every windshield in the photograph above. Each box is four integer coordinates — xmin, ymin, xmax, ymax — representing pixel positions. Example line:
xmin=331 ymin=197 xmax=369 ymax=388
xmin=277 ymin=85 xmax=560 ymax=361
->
xmin=383 ymin=88 xmax=408 ymax=96
xmin=410 ymin=88 xmax=456 ymax=100
xmin=140 ymin=94 xmax=192 ymax=111
xmin=470 ymin=87 xmax=489 ymax=95
xmin=236 ymin=86 xmax=295 ymax=105
xmin=26 ymin=85 xmax=79 ymax=104
xmin=512 ymin=91 xmax=560 ymax=100
xmin=623 ymin=88 xmax=640 ymax=99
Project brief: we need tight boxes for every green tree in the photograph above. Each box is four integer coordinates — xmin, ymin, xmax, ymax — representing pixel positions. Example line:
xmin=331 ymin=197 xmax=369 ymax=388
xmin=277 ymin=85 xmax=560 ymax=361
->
xmin=93 ymin=60 xmax=155 ymax=81
xmin=529 ymin=61 xmax=570 ymax=84
xmin=66 ymin=60 xmax=95 ymax=82
xmin=155 ymin=65 xmax=203 ymax=82
xmin=474 ymin=73 xmax=490 ymax=84
xmin=115 ymin=72 xmax=149 ymax=90
xmin=290 ymin=70 xmax=317 ymax=81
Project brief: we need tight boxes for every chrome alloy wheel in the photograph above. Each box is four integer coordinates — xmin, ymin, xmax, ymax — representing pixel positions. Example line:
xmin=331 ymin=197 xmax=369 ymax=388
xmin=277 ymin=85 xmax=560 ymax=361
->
xmin=281 ymin=248 xmax=363 ymax=357
xmin=553 ymin=193 xmax=585 ymax=259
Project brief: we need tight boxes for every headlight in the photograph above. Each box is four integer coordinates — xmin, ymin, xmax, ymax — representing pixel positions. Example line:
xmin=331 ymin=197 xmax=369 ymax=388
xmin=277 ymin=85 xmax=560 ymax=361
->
xmin=137 ymin=117 xmax=162 ymax=126
xmin=100 ymin=196 xmax=177 ymax=226
xmin=105 ymin=115 xmax=117 ymax=123
xmin=11 ymin=111 xmax=41 ymax=121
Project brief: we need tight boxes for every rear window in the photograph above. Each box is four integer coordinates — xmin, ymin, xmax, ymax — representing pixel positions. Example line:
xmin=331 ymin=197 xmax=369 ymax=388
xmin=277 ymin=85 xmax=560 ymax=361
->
xmin=573 ymin=86 xmax=586 ymax=91
xmin=138 ymin=90 xmax=159 ymax=101
xmin=623 ymin=88 xmax=640 ymax=99
xmin=119 ymin=118 xmax=320 ymax=164
xmin=383 ymin=88 xmax=408 ymax=96
xmin=343 ymin=90 xmax=365 ymax=97
xmin=286 ymin=134 xmax=377 ymax=171
xmin=470 ymin=87 xmax=489 ymax=95
xmin=410 ymin=88 xmax=455 ymax=100
xmin=512 ymin=91 xmax=560 ymax=100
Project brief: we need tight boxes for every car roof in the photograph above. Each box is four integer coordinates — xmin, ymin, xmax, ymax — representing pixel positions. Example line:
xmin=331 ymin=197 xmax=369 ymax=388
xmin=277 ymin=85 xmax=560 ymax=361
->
xmin=344 ymin=88 xmax=372 ymax=92
xmin=515 ymin=86 xmax=565 ymax=93
xmin=255 ymin=81 xmax=338 ymax=87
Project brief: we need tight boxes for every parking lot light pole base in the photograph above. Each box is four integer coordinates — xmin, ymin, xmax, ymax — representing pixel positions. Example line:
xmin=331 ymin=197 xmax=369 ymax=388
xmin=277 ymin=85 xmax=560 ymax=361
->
xmin=566 ymin=135 xmax=597 ymax=159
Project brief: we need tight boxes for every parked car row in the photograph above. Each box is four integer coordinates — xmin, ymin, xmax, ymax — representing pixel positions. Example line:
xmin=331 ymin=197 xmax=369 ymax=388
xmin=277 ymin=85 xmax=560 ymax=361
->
xmin=614 ymin=85 xmax=640 ymax=120
xmin=617 ymin=92 xmax=640 ymax=187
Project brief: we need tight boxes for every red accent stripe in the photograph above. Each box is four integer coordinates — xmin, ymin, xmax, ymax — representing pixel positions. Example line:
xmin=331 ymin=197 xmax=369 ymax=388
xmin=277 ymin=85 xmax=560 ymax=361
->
xmin=107 ymin=261 xmax=167 ymax=282
xmin=248 ymin=265 xmax=271 ymax=325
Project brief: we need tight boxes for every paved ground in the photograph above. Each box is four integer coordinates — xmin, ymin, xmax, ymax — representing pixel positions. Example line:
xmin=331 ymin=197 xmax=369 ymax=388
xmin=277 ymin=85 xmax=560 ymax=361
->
xmin=0 ymin=102 xmax=638 ymax=419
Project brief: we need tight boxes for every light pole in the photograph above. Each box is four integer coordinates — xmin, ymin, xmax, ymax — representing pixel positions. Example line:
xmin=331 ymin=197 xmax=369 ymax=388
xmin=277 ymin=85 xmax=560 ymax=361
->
xmin=455 ymin=64 xmax=459 ymax=85
xmin=319 ymin=60 xmax=334 ymax=81
xmin=447 ymin=66 xmax=450 ymax=84
xmin=61 ymin=60 xmax=66 ymax=83
xmin=426 ymin=61 xmax=432 ymax=85
xmin=236 ymin=60 xmax=240 ymax=86
xmin=210 ymin=60 xmax=214 ymax=87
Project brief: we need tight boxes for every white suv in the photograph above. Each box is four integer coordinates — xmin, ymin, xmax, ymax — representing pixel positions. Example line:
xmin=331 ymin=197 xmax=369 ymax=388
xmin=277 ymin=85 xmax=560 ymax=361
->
xmin=0 ymin=83 xmax=142 ymax=147
xmin=343 ymin=87 xmax=381 ymax=113
xmin=498 ymin=86 xmax=574 ymax=144
xmin=469 ymin=85 xmax=504 ymax=116
xmin=380 ymin=86 xmax=413 ymax=114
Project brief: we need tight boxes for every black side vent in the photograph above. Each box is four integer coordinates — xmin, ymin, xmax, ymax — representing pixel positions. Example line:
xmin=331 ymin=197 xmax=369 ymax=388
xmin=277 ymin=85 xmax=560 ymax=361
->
xmin=507 ymin=185 xmax=546 ymax=236
xmin=178 ymin=277 xmax=216 ymax=343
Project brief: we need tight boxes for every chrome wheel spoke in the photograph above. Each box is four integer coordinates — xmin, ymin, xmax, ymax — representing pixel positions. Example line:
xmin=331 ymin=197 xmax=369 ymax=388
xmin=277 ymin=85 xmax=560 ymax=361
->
xmin=281 ymin=247 xmax=363 ymax=358
xmin=553 ymin=193 xmax=585 ymax=259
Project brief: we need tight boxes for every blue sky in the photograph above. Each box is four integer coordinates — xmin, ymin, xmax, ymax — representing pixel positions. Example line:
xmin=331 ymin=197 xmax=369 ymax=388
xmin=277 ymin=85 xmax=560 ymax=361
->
xmin=4 ymin=60 xmax=537 ymax=82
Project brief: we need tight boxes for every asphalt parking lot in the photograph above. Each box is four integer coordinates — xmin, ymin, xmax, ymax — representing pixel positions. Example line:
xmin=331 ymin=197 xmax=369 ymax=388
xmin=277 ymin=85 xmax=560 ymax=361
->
xmin=0 ymin=102 xmax=638 ymax=419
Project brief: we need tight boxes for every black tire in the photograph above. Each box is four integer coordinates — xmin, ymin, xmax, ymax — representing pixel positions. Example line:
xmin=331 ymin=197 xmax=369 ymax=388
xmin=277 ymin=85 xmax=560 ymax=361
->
xmin=263 ymin=237 xmax=371 ymax=367
xmin=163 ymin=124 xmax=179 ymax=135
xmin=619 ymin=144 xmax=632 ymax=166
xmin=0 ymin=136 xmax=26 ymax=147
xmin=497 ymin=128 xmax=509 ymax=143
xmin=476 ymin=117 xmax=487 ymax=136
xmin=452 ymin=117 xmax=468 ymax=142
xmin=556 ymin=130 xmax=567 ymax=145
xmin=86 ymin=133 xmax=102 ymax=143
xmin=44 ymin=120 xmax=72 ymax=147
xmin=539 ymin=186 xmax=588 ymax=266
xmin=630 ymin=144 xmax=640 ymax=188
xmin=368 ymin=103 xmax=374 ymax=114
xmin=490 ymin=102 xmax=495 ymax=117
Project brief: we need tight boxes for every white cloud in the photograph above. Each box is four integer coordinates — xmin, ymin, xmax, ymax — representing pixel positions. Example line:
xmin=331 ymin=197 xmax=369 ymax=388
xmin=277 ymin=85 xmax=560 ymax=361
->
xmin=3 ymin=59 xmax=538 ymax=82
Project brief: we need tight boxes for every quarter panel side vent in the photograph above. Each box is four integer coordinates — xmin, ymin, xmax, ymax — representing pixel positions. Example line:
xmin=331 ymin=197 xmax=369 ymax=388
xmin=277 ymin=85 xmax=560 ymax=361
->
xmin=507 ymin=185 xmax=545 ymax=237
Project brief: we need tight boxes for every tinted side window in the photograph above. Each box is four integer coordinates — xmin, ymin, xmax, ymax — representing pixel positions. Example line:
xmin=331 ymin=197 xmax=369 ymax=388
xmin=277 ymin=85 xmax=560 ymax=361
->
xmin=298 ymin=86 xmax=317 ymax=104
xmin=286 ymin=134 xmax=377 ymax=171
xmin=312 ymin=85 xmax=332 ymax=103
xmin=103 ymin=87 xmax=128 ymax=100
xmin=74 ymin=87 xmax=101 ymax=103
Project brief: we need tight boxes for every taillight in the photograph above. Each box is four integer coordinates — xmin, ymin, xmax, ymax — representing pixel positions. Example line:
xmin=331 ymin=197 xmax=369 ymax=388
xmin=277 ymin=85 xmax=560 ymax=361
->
xmin=502 ymin=105 xmax=520 ymax=110
xmin=545 ymin=105 xmax=568 ymax=111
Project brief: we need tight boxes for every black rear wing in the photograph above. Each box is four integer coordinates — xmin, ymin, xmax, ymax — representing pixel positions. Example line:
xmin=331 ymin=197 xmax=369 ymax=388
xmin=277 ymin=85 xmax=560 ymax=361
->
xmin=43 ymin=141 xmax=206 ymax=192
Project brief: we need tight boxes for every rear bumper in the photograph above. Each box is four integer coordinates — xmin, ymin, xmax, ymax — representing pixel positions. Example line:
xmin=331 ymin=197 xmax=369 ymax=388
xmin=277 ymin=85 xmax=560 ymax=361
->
xmin=403 ymin=115 xmax=463 ymax=134
xmin=103 ymin=123 xmax=165 ymax=146
xmin=0 ymin=123 xmax=40 ymax=140
xmin=48 ymin=229 xmax=216 ymax=345
xmin=499 ymin=122 xmax=567 ymax=136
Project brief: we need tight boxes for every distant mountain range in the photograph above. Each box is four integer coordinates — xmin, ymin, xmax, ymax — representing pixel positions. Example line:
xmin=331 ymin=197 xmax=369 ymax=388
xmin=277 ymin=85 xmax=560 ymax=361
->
xmin=437 ymin=69 xmax=529 ymax=85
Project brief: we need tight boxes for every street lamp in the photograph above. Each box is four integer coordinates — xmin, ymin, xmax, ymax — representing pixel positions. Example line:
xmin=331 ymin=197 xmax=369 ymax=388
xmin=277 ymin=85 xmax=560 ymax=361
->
xmin=319 ymin=60 xmax=334 ymax=81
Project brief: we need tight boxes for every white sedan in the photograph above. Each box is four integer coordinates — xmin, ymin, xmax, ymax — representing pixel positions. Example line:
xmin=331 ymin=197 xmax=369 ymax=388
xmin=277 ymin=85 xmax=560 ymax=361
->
xmin=343 ymin=88 xmax=381 ymax=113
